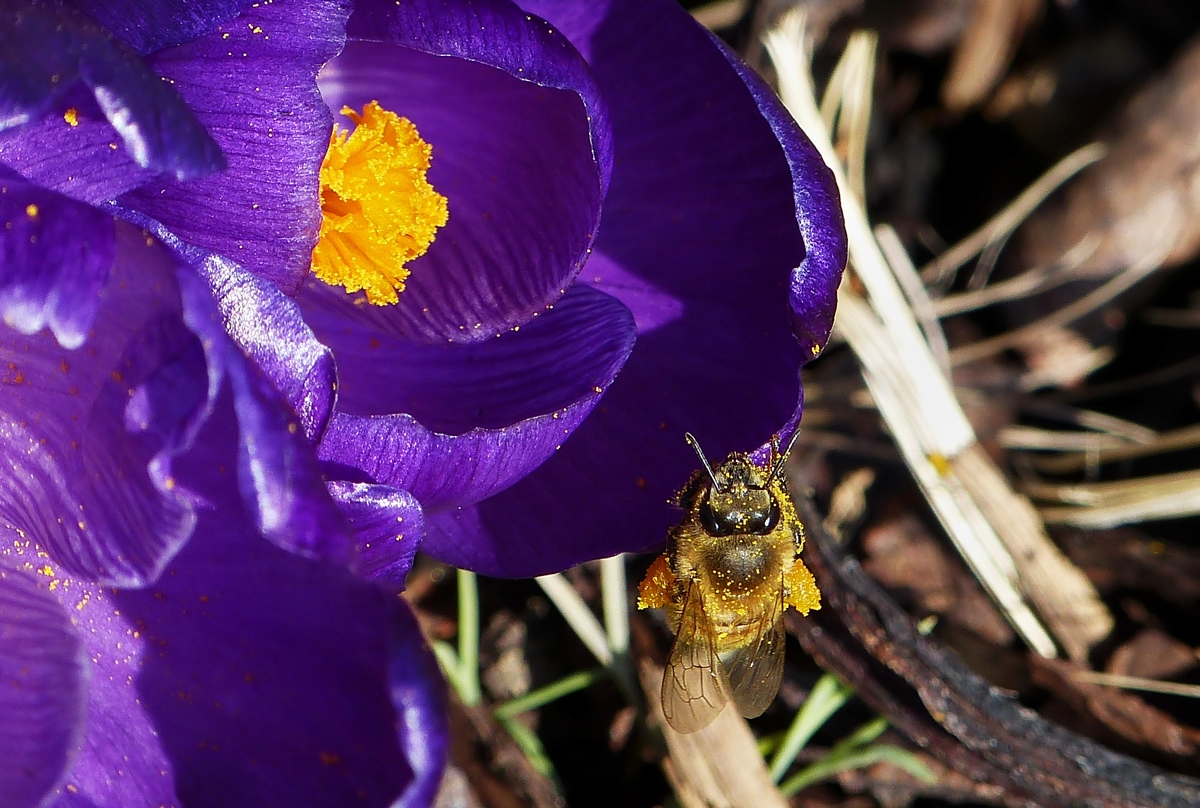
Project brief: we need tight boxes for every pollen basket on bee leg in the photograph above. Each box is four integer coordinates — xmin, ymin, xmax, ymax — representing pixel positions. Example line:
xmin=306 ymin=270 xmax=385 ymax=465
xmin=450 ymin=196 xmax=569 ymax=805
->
xmin=784 ymin=558 xmax=821 ymax=615
xmin=637 ymin=554 xmax=676 ymax=610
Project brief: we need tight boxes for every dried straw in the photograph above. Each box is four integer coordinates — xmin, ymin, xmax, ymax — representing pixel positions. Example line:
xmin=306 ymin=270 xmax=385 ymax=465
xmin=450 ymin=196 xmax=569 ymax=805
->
xmin=765 ymin=9 xmax=1114 ymax=661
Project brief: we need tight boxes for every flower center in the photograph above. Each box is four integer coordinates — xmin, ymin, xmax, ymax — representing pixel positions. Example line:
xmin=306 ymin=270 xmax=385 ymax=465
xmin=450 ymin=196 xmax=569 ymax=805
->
xmin=311 ymin=101 xmax=448 ymax=305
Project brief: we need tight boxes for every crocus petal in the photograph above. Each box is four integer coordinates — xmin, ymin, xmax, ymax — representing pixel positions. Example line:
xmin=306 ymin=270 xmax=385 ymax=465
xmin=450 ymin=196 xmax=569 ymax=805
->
xmin=166 ymin=245 xmax=404 ymax=572
xmin=314 ymin=284 xmax=636 ymax=543
xmin=2 ymin=191 xmax=348 ymax=581
xmin=1 ymin=493 xmax=418 ymax=805
xmin=118 ymin=208 xmax=352 ymax=563
xmin=118 ymin=0 xmax=350 ymax=293
xmin=1 ymin=0 xmax=344 ymax=293
xmin=716 ymin=39 xmax=846 ymax=360
xmin=72 ymin=0 xmax=255 ymax=55
xmin=300 ymin=281 xmax=634 ymax=432
xmin=0 ymin=170 xmax=112 ymax=349
xmin=328 ymin=482 xmax=424 ymax=588
xmin=112 ymin=520 xmax=412 ymax=806
xmin=0 ymin=569 xmax=86 ymax=808
xmin=430 ymin=0 xmax=845 ymax=576
xmin=0 ymin=0 xmax=224 ymax=179
xmin=388 ymin=598 xmax=449 ymax=808
xmin=192 ymin=250 xmax=336 ymax=442
xmin=0 ymin=88 xmax=160 ymax=205
xmin=223 ymin=356 xmax=354 ymax=563
xmin=0 ymin=1 xmax=78 ymax=128
xmin=315 ymin=0 xmax=610 ymax=343
xmin=0 ymin=219 xmax=211 ymax=586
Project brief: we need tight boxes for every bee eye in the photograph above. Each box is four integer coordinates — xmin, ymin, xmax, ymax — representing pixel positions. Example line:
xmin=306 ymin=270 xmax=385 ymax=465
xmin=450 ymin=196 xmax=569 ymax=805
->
xmin=761 ymin=501 xmax=781 ymax=532
xmin=741 ymin=499 xmax=780 ymax=534
xmin=698 ymin=499 xmax=735 ymax=536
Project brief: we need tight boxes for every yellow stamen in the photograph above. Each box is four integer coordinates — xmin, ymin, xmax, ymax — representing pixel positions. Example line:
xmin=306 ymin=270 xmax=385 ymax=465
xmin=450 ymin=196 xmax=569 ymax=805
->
xmin=311 ymin=101 xmax=448 ymax=305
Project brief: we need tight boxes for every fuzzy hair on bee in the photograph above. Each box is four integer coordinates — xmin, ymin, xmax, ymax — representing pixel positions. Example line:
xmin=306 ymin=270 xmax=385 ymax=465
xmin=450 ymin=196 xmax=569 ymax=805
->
xmin=638 ymin=432 xmax=821 ymax=734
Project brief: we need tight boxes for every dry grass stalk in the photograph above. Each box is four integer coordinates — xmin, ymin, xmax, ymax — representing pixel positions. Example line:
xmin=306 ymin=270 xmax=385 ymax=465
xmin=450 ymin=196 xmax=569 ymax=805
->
xmin=999 ymin=425 xmax=1132 ymax=452
xmin=948 ymin=247 xmax=1167 ymax=367
xmin=876 ymin=224 xmax=951 ymax=375
xmin=820 ymin=30 xmax=877 ymax=205
xmin=639 ymin=661 xmax=788 ymax=808
xmin=919 ymin=143 xmax=1106 ymax=285
xmin=930 ymin=233 xmax=1099 ymax=317
xmin=1029 ymin=469 xmax=1200 ymax=528
xmin=765 ymin=9 xmax=1113 ymax=661
xmin=535 ymin=573 xmax=612 ymax=666
xmin=940 ymin=0 xmax=1041 ymax=112
xmin=950 ymin=446 xmax=1113 ymax=658
xmin=1070 ymin=670 xmax=1200 ymax=699
xmin=833 ymin=295 xmax=1059 ymax=656
xmin=1038 ymin=405 xmax=1159 ymax=444
xmin=1033 ymin=422 xmax=1200 ymax=474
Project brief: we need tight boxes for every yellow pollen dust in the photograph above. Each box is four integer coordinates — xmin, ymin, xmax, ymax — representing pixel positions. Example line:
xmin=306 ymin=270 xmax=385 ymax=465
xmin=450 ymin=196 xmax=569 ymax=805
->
xmin=64 ymin=108 xmax=79 ymax=127
xmin=311 ymin=101 xmax=448 ymax=305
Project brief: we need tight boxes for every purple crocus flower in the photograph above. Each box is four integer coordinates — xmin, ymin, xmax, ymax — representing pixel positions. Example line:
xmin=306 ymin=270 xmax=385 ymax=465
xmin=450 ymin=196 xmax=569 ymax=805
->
xmin=89 ymin=0 xmax=847 ymax=581
xmin=301 ymin=0 xmax=848 ymax=577
xmin=0 ymin=0 xmax=844 ymax=800
xmin=0 ymin=2 xmax=444 ymax=805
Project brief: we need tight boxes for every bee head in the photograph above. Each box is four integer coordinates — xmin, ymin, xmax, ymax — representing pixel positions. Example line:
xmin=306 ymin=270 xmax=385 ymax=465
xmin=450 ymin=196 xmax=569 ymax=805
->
xmin=685 ymin=433 xmax=793 ymax=537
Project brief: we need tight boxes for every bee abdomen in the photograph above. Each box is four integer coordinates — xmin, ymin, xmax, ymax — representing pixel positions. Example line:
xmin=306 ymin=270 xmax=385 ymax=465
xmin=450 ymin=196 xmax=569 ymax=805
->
xmin=704 ymin=539 xmax=770 ymax=593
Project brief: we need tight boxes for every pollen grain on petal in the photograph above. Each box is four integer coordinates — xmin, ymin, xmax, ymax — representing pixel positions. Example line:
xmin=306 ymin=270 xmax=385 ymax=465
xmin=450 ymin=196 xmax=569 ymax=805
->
xmin=311 ymin=101 xmax=448 ymax=306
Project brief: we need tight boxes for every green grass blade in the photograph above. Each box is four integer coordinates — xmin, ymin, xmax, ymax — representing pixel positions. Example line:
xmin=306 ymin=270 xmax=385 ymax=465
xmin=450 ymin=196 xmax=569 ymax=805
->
xmin=768 ymin=673 xmax=855 ymax=781
xmin=431 ymin=639 xmax=466 ymax=700
xmin=780 ymin=743 xmax=935 ymax=797
xmin=493 ymin=668 xmax=608 ymax=721
xmin=457 ymin=568 xmax=482 ymax=706
xmin=498 ymin=715 xmax=561 ymax=785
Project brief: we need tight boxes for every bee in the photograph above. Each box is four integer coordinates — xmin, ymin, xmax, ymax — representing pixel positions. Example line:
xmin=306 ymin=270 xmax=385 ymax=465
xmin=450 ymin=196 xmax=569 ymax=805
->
xmin=638 ymin=432 xmax=821 ymax=733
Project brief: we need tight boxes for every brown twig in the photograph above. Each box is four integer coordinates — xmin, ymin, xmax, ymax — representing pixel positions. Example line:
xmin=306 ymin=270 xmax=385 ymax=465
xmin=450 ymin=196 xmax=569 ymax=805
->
xmin=785 ymin=496 xmax=1200 ymax=808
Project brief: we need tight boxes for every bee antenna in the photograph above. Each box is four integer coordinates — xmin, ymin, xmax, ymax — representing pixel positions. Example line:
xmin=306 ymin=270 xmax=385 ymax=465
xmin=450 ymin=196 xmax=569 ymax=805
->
xmin=685 ymin=432 xmax=723 ymax=492
xmin=768 ymin=429 xmax=801 ymax=481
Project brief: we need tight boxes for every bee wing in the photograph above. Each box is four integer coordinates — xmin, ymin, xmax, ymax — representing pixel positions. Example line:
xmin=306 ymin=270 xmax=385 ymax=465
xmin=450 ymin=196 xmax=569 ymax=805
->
xmin=722 ymin=583 xmax=786 ymax=719
xmin=662 ymin=580 xmax=729 ymax=733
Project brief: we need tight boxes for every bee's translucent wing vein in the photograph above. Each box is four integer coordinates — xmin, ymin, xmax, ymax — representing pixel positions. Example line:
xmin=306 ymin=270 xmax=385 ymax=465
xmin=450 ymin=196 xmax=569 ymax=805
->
xmin=662 ymin=580 xmax=729 ymax=733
